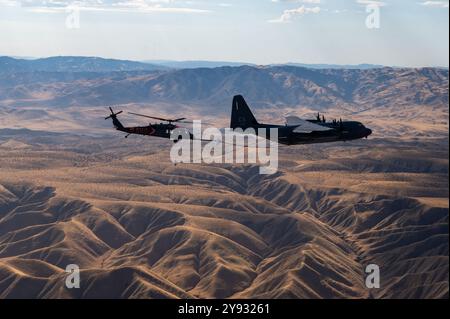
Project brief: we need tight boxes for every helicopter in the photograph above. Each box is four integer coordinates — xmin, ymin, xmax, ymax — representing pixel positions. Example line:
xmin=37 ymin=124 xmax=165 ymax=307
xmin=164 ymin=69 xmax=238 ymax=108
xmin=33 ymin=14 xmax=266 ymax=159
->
xmin=105 ymin=107 xmax=194 ymax=141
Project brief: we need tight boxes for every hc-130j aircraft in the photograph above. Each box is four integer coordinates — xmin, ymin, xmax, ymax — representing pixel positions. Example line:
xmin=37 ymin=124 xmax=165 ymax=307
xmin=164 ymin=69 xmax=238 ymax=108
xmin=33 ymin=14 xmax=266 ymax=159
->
xmin=230 ymin=95 xmax=372 ymax=145
xmin=106 ymin=95 xmax=372 ymax=145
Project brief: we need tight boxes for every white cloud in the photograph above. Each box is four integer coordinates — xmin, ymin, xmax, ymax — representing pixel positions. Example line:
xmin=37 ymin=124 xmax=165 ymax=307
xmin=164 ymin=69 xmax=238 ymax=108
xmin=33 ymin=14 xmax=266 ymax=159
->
xmin=271 ymin=0 xmax=321 ymax=3
xmin=356 ymin=0 xmax=387 ymax=7
xmin=0 ymin=0 xmax=211 ymax=13
xmin=0 ymin=0 xmax=20 ymax=6
xmin=269 ymin=5 xmax=320 ymax=23
xmin=420 ymin=1 xmax=449 ymax=8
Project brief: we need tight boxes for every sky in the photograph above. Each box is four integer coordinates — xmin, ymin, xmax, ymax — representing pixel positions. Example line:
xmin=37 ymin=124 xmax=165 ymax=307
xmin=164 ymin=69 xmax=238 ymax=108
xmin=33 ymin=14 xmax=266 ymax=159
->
xmin=0 ymin=0 xmax=448 ymax=67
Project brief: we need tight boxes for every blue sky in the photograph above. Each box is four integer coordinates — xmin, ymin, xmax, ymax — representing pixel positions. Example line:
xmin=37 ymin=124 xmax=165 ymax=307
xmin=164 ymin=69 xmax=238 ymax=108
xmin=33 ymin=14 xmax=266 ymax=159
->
xmin=0 ymin=0 xmax=448 ymax=66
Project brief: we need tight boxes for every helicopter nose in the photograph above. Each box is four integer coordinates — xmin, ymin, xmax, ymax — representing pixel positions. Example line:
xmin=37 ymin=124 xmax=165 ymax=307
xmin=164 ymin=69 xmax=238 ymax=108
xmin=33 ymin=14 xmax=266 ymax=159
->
xmin=365 ymin=128 xmax=372 ymax=138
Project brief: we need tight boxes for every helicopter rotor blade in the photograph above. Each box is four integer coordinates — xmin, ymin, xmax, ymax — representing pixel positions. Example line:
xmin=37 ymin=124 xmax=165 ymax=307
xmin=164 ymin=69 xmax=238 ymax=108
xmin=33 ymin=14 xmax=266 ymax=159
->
xmin=175 ymin=120 xmax=213 ymax=126
xmin=128 ymin=112 xmax=171 ymax=122
xmin=128 ymin=112 xmax=212 ymax=125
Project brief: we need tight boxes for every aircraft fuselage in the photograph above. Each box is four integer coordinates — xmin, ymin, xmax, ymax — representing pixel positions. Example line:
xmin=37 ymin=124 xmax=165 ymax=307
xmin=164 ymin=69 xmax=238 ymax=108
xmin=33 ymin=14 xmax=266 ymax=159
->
xmin=254 ymin=121 xmax=372 ymax=145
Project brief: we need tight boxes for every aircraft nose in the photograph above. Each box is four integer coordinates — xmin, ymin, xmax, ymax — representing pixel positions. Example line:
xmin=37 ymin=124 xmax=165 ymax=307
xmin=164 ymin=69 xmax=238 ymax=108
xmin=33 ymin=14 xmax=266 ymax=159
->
xmin=366 ymin=128 xmax=372 ymax=138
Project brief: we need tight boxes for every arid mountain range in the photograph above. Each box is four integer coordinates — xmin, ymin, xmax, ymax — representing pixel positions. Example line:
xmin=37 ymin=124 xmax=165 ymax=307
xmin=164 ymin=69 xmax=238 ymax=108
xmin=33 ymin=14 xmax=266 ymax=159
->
xmin=0 ymin=57 xmax=447 ymax=111
xmin=0 ymin=57 xmax=448 ymax=298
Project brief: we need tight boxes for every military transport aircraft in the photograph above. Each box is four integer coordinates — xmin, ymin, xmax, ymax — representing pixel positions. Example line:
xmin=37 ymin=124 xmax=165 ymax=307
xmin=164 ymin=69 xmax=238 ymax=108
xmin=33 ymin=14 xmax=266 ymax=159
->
xmin=230 ymin=95 xmax=372 ymax=145
xmin=106 ymin=95 xmax=372 ymax=145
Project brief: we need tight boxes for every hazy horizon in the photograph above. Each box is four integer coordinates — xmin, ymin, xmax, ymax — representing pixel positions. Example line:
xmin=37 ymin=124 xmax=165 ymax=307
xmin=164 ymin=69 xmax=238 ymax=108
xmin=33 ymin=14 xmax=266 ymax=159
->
xmin=1 ymin=54 xmax=449 ymax=69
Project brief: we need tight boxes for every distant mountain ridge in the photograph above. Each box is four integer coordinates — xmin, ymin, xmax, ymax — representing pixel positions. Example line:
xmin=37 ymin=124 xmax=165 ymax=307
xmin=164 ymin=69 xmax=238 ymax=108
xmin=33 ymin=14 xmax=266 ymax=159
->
xmin=0 ymin=56 xmax=448 ymax=115
xmin=142 ymin=60 xmax=256 ymax=69
xmin=2 ymin=56 xmax=448 ymax=73
xmin=278 ymin=63 xmax=385 ymax=69
xmin=143 ymin=60 xmax=388 ymax=69
xmin=0 ymin=56 xmax=167 ymax=73
xmin=1 ymin=56 xmax=388 ymax=71
xmin=1 ymin=65 xmax=447 ymax=111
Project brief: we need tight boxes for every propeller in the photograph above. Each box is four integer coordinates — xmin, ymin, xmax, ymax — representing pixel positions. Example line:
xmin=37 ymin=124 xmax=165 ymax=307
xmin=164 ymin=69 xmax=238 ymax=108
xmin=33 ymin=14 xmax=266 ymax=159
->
xmin=105 ymin=107 xmax=123 ymax=120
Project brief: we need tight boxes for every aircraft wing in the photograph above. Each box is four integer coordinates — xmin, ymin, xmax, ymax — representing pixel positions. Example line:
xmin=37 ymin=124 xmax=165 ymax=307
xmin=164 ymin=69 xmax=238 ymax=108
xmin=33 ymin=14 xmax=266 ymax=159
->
xmin=286 ymin=116 xmax=334 ymax=133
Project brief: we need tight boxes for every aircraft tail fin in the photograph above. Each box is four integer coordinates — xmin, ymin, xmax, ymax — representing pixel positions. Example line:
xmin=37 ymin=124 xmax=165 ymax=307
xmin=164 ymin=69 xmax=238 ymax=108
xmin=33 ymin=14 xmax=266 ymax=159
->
xmin=230 ymin=95 xmax=259 ymax=129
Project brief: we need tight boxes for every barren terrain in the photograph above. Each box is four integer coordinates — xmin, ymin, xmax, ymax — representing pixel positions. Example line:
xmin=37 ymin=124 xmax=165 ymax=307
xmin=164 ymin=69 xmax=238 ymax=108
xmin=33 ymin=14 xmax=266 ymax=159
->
xmin=0 ymin=129 xmax=447 ymax=298
xmin=0 ymin=60 xmax=448 ymax=298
